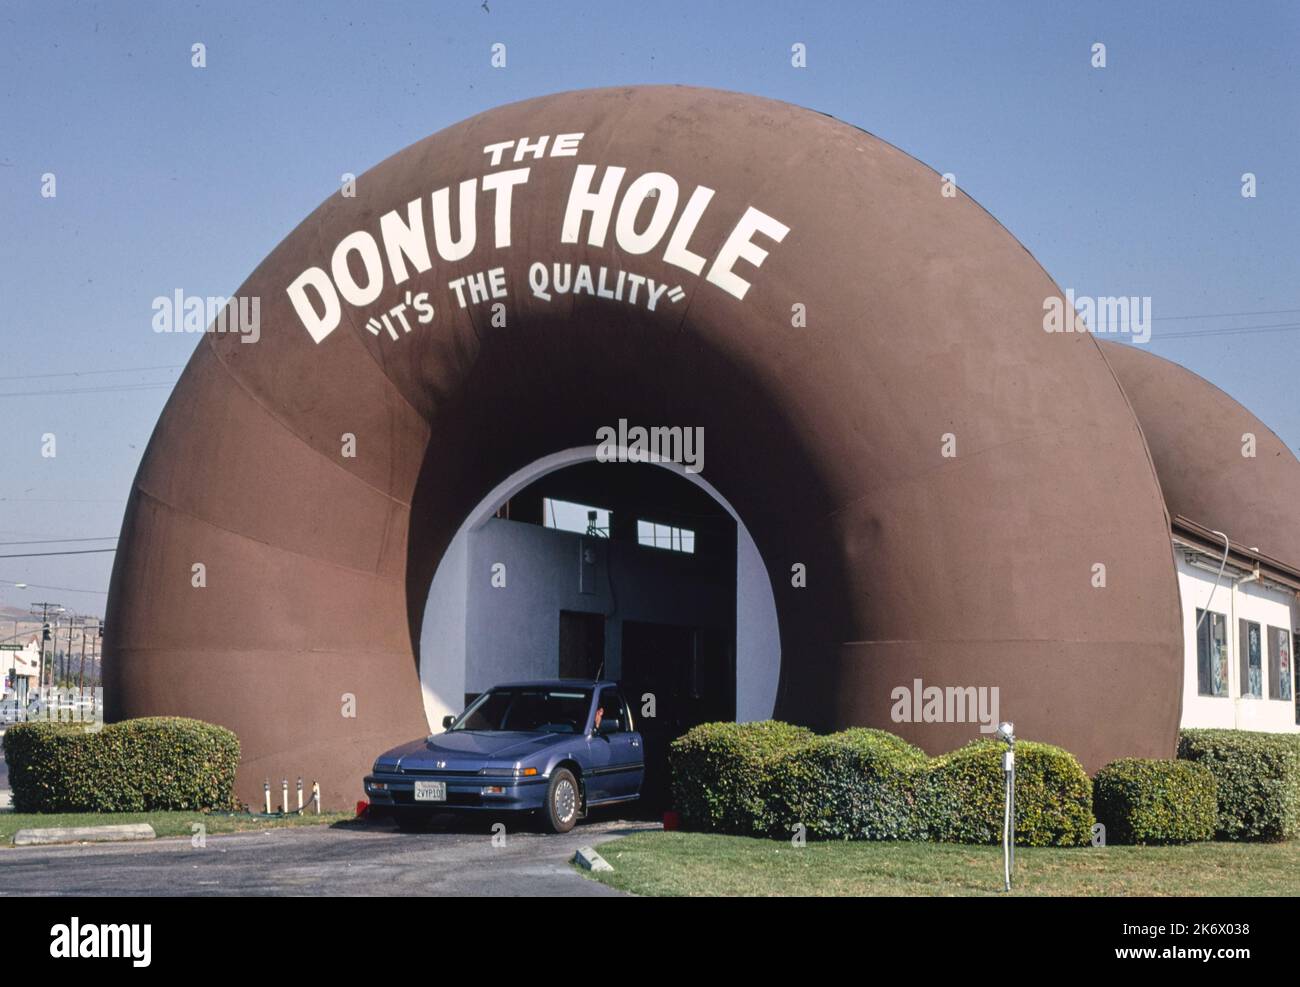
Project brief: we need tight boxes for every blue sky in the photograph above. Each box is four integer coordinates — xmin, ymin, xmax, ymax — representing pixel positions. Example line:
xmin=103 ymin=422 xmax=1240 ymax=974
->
xmin=0 ymin=0 xmax=1296 ymax=615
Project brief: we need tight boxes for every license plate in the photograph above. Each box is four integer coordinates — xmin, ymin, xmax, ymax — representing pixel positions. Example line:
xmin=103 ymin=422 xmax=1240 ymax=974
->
xmin=414 ymin=781 xmax=446 ymax=802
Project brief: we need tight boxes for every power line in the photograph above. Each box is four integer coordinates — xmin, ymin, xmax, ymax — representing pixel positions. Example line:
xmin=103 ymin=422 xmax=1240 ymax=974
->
xmin=0 ymin=498 xmax=123 ymax=504
xmin=1151 ymin=307 xmax=1300 ymax=322
xmin=0 ymin=576 xmax=108 ymax=595
xmin=1153 ymin=321 xmax=1300 ymax=341
xmin=0 ymin=364 xmax=183 ymax=382
xmin=0 ymin=536 xmax=118 ymax=546
xmin=0 ymin=528 xmax=113 ymax=537
xmin=0 ymin=382 xmax=173 ymax=398
xmin=0 ymin=548 xmax=116 ymax=559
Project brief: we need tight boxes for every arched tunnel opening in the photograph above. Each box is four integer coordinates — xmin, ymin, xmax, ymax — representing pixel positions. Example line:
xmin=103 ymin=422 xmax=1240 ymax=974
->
xmin=418 ymin=451 xmax=781 ymax=809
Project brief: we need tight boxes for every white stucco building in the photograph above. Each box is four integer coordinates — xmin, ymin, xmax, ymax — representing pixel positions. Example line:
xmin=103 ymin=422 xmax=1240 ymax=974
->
xmin=1 ymin=636 xmax=40 ymax=704
xmin=1175 ymin=517 xmax=1299 ymax=733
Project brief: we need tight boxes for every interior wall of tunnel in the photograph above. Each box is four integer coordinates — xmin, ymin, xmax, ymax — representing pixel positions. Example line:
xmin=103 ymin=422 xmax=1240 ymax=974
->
xmin=419 ymin=445 xmax=782 ymax=731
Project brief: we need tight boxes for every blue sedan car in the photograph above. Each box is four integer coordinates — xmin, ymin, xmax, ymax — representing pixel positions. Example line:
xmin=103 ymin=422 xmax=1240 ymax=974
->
xmin=364 ymin=680 xmax=644 ymax=833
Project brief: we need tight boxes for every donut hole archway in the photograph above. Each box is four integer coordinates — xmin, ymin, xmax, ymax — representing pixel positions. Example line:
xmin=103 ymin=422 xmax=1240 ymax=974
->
xmin=417 ymin=446 xmax=783 ymax=731
xmin=395 ymin=310 xmax=862 ymax=744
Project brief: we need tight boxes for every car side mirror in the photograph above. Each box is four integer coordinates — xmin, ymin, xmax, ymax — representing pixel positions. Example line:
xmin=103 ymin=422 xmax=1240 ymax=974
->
xmin=598 ymin=718 xmax=622 ymax=735
xmin=442 ymin=715 xmax=455 ymax=729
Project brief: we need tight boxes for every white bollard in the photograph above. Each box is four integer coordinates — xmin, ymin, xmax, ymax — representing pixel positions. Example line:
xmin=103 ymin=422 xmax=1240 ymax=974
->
xmin=995 ymin=721 xmax=1016 ymax=892
xmin=1002 ymin=748 xmax=1014 ymax=892
xmin=263 ymin=780 xmax=272 ymax=815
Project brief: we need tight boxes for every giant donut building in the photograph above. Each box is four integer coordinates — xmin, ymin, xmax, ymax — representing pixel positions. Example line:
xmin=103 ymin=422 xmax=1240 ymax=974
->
xmin=103 ymin=87 xmax=1300 ymax=807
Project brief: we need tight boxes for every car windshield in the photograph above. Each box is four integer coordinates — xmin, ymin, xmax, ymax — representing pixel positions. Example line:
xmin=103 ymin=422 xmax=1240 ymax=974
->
xmin=450 ymin=687 xmax=593 ymax=734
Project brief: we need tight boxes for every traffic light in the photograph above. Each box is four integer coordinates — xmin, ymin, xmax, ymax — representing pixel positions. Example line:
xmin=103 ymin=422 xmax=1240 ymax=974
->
xmin=42 ymin=622 xmax=51 ymax=641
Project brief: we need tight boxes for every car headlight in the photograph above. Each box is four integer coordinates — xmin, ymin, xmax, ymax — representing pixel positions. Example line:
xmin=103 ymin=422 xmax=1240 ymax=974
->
xmin=478 ymin=767 xmax=538 ymax=777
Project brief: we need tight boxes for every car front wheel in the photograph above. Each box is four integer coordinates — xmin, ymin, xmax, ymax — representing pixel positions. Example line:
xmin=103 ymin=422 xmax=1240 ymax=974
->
xmin=543 ymin=768 xmax=580 ymax=833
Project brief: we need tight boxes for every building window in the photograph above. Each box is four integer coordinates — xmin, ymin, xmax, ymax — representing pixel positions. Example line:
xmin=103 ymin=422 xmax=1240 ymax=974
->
xmin=1295 ymin=632 xmax=1300 ymax=726
xmin=1268 ymin=626 xmax=1293 ymax=701
xmin=1196 ymin=609 xmax=1228 ymax=697
xmin=542 ymin=498 xmax=610 ymax=537
xmin=1239 ymin=620 xmax=1263 ymax=699
xmin=636 ymin=520 xmax=695 ymax=554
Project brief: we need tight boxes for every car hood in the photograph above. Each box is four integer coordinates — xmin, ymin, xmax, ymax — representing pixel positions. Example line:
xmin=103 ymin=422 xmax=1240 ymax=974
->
xmin=377 ymin=731 xmax=570 ymax=771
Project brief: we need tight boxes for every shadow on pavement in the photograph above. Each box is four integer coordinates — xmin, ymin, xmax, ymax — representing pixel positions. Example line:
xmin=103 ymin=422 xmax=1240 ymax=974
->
xmin=334 ymin=803 xmax=661 ymax=838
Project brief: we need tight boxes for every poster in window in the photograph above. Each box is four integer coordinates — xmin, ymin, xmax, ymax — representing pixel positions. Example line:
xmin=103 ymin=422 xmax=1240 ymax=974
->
xmin=1241 ymin=620 xmax=1263 ymax=698
xmin=1249 ymin=623 xmax=1263 ymax=697
xmin=1211 ymin=615 xmax=1228 ymax=696
xmin=1198 ymin=609 xmax=1229 ymax=698
xmin=1276 ymin=627 xmax=1293 ymax=701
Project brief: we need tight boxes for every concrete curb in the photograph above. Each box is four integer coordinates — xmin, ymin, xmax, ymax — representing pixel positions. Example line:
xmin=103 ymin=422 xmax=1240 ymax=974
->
xmin=13 ymin=823 xmax=157 ymax=847
xmin=573 ymin=845 xmax=614 ymax=872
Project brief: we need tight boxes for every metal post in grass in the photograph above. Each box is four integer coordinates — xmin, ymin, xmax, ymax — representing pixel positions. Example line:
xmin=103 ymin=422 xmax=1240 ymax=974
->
xmin=996 ymin=721 xmax=1016 ymax=892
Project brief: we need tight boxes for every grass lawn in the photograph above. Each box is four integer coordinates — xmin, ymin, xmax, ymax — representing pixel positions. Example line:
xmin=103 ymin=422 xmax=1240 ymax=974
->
xmin=579 ymin=831 xmax=1300 ymax=896
xmin=0 ymin=809 xmax=353 ymax=847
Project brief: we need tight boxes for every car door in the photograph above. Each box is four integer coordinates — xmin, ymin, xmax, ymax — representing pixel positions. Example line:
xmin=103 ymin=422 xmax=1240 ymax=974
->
xmin=589 ymin=687 xmax=643 ymax=801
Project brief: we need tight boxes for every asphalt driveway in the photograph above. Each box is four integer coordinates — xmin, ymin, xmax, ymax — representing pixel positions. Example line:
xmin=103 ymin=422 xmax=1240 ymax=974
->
xmin=0 ymin=814 xmax=654 ymax=896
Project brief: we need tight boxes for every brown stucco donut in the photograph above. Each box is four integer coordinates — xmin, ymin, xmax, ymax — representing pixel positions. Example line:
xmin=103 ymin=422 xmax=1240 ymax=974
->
xmin=105 ymin=86 xmax=1183 ymax=806
xmin=1101 ymin=340 xmax=1300 ymax=565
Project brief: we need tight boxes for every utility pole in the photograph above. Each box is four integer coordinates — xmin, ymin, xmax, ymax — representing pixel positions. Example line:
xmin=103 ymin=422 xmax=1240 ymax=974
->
xmin=29 ymin=602 xmax=62 ymax=698
xmin=94 ymin=620 xmax=102 ymax=687
xmin=78 ymin=622 xmax=88 ymax=695
xmin=51 ymin=616 xmax=60 ymax=689
xmin=64 ymin=614 xmax=76 ymax=689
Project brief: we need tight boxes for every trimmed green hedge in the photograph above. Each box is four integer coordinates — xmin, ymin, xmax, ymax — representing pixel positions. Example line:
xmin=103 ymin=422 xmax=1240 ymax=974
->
xmin=766 ymin=728 xmax=927 ymax=840
xmin=669 ymin=721 xmax=814 ymax=836
xmin=670 ymin=723 xmax=1093 ymax=846
xmin=1177 ymin=729 xmax=1300 ymax=842
xmin=3 ymin=717 xmax=240 ymax=813
xmin=916 ymin=740 xmax=1093 ymax=846
xmin=1093 ymin=758 xmax=1217 ymax=844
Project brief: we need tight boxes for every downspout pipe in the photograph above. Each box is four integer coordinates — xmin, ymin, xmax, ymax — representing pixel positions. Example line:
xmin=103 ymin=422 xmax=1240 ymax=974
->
xmin=1194 ymin=531 xmax=1232 ymax=635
